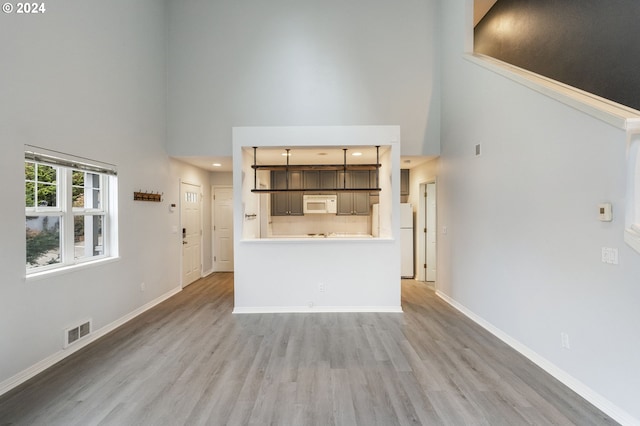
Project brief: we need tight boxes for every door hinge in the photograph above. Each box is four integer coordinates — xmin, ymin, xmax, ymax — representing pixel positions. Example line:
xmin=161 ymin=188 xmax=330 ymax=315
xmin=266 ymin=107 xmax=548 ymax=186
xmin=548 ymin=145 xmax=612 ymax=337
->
xmin=424 ymin=228 xmax=427 ymax=233
xmin=424 ymin=263 xmax=427 ymax=269
xmin=214 ymin=256 xmax=216 ymax=262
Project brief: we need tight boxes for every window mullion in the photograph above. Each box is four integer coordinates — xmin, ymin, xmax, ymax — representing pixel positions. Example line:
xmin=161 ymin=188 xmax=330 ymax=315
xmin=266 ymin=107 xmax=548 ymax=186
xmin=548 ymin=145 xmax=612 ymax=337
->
xmin=26 ymin=152 xmax=117 ymax=274
xmin=99 ymin=175 xmax=108 ymax=256
xmin=62 ymin=169 xmax=74 ymax=266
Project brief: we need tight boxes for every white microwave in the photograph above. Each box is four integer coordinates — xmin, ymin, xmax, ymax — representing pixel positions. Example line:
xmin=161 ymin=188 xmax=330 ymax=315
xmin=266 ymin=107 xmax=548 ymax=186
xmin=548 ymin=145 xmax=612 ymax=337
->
xmin=303 ymin=194 xmax=337 ymax=214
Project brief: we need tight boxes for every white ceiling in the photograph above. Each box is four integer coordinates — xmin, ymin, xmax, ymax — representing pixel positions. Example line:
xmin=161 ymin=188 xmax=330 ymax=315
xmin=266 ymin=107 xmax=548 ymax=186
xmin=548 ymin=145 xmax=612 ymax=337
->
xmin=174 ymin=147 xmax=436 ymax=172
xmin=474 ymin=0 xmax=498 ymax=26
xmin=244 ymin=146 xmax=387 ymax=167
xmin=173 ymin=155 xmax=234 ymax=172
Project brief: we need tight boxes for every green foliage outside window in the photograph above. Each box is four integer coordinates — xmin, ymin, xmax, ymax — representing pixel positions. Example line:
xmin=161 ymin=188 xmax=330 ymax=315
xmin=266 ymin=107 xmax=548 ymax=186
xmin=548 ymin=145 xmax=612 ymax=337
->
xmin=25 ymin=162 xmax=57 ymax=208
xmin=26 ymin=216 xmax=60 ymax=266
xmin=25 ymin=162 xmax=61 ymax=266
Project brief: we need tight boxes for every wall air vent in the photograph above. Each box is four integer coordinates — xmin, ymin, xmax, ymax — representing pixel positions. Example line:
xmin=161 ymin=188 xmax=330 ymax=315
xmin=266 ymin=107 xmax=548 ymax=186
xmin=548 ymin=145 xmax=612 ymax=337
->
xmin=64 ymin=319 xmax=92 ymax=348
xmin=475 ymin=144 xmax=482 ymax=156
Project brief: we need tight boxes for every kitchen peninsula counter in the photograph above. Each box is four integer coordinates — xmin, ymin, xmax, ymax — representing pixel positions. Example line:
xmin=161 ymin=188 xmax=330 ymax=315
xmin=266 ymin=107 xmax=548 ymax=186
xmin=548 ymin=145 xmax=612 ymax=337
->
xmin=266 ymin=233 xmax=374 ymax=239
xmin=232 ymin=124 xmax=401 ymax=314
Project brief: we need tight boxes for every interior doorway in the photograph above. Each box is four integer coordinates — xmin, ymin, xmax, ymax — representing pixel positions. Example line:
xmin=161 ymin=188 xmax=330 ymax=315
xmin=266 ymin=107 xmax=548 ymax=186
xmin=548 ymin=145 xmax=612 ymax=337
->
xmin=417 ymin=182 xmax=436 ymax=282
xmin=212 ymin=186 xmax=234 ymax=271
xmin=181 ymin=181 xmax=202 ymax=287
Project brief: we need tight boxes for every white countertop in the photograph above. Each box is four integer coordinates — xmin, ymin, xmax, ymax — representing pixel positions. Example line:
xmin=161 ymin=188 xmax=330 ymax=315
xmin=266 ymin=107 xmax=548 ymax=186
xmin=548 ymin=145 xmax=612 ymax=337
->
xmin=269 ymin=233 xmax=373 ymax=239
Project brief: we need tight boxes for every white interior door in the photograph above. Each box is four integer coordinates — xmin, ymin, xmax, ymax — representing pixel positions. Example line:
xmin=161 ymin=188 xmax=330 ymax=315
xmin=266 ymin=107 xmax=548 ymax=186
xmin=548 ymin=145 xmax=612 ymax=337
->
xmin=213 ymin=186 xmax=234 ymax=272
xmin=426 ymin=182 xmax=437 ymax=282
xmin=181 ymin=182 xmax=202 ymax=287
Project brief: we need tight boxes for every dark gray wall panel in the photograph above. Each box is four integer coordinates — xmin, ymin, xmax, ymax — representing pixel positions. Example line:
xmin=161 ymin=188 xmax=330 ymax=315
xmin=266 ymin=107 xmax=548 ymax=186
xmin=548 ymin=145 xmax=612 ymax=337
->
xmin=474 ymin=0 xmax=640 ymax=111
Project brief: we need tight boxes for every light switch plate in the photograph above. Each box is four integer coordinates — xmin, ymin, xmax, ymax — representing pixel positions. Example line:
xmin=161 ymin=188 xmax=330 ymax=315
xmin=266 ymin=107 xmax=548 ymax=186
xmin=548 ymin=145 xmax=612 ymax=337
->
xmin=601 ymin=247 xmax=619 ymax=264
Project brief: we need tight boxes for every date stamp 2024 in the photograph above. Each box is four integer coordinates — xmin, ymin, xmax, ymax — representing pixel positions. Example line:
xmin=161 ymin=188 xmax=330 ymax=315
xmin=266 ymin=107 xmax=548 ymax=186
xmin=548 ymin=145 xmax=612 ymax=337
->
xmin=3 ymin=3 xmax=46 ymax=14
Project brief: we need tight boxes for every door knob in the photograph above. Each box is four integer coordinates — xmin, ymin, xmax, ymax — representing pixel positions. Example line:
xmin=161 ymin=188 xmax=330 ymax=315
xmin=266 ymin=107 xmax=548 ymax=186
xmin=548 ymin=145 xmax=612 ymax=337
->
xmin=182 ymin=241 xmax=187 ymax=245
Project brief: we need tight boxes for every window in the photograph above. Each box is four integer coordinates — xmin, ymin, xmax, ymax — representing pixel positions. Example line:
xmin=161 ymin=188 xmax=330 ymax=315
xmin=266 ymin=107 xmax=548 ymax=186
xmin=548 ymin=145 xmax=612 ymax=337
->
xmin=25 ymin=146 xmax=117 ymax=273
xmin=625 ymin=134 xmax=640 ymax=254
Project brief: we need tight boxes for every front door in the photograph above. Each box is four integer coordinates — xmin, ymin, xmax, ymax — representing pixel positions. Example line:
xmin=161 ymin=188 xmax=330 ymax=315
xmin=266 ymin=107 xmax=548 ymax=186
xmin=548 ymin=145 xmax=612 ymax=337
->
xmin=213 ymin=186 xmax=234 ymax=272
xmin=181 ymin=182 xmax=201 ymax=287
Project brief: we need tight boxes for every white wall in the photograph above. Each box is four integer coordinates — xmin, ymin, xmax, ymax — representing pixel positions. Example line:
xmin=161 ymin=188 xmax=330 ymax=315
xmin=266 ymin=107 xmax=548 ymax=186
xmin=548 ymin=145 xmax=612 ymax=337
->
xmin=270 ymin=215 xmax=370 ymax=237
xmin=232 ymin=126 xmax=402 ymax=312
xmin=439 ymin=1 xmax=640 ymax=423
xmin=0 ymin=1 xmax=206 ymax=392
xmin=407 ymin=159 xmax=439 ymax=280
xmin=169 ymin=159 xmax=214 ymax=276
xmin=210 ymin=171 xmax=233 ymax=187
xmin=407 ymin=159 xmax=439 ymax=207
xmin=167 ymin=0 xmax=440 ymax=158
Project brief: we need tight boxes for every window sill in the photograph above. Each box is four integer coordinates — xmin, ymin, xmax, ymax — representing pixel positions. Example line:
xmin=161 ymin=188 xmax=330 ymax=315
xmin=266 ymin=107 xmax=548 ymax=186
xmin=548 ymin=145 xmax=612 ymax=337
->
xmin=464 ymin=53 xmax=640 ymax=132
xmin=25 ymin=257 xmax=121 ymax=282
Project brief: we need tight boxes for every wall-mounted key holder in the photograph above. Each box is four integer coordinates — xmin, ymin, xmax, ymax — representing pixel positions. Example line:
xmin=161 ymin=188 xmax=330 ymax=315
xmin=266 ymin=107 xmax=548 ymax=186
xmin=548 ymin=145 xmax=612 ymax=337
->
xmin=134 ymin=191 xmax=163 ymax=202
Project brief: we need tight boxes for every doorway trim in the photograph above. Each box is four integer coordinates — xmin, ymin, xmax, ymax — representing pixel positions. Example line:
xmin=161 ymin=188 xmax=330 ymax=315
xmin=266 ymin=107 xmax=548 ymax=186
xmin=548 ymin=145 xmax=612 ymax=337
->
xmin=417 ymin=179 xmax=437 ymax=284
xmin=180 ymin=179 xmax=203 ymax=288
xmin=212 ymin=185 xmax=234 ymax=272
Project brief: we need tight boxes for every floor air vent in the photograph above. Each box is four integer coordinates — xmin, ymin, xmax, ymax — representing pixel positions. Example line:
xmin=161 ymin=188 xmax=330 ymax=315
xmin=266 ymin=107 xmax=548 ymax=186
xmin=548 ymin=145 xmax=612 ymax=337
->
xmin=64 ymin=320 xmax=92 ymax=348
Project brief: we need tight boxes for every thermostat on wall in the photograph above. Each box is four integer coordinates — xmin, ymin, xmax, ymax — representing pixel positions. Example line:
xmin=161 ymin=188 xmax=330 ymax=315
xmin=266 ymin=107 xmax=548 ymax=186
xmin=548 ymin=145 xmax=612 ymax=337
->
xmin=598 ymin=203 xmax=612 ymax=222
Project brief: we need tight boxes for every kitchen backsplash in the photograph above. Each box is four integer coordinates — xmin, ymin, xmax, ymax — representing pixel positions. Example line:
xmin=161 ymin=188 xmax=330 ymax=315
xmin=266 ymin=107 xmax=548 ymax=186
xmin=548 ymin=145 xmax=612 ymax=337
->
xmin=270 ymin=214 xmax=370 ymax=237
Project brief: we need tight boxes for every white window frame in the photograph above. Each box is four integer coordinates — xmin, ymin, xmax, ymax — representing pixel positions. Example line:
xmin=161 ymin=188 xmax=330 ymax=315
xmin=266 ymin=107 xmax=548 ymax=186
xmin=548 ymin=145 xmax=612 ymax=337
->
xmin=625 ymin=134 xmax=640 ymax=254
xmin=25 ymin=146 xmax=118 ymax=275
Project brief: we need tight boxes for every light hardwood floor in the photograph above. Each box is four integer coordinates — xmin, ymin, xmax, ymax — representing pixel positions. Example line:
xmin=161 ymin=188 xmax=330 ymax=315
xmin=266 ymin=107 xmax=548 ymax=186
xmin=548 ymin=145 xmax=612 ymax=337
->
xmin=0 ymin=273 xmax=617 ymax=425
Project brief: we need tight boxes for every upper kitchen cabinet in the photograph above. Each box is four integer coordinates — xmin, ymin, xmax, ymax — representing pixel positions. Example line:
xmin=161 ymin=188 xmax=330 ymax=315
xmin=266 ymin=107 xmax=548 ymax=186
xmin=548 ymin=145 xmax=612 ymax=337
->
xmin=303 ymin=170 xmax=337 ymax=192
xmin=271 ymin=171 xmax=303 ymax=216
xmin=337 ymin=171 xmax=370 ymax=215
xmin=400 ymin=169 xmax=410 ymax=196
xmin=337 ymin=170 xmax=371 ymax=190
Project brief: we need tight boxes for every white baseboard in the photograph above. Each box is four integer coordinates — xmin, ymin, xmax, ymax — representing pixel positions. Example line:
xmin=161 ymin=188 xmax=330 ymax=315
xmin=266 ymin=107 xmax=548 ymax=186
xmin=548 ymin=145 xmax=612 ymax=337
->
xmin=233 ymin=306 xmax=403 ymax=314
xmin=436 ymin=290 xmax=639 ymax=426
xmin=0 ymin=286 xmax=182 ymax=398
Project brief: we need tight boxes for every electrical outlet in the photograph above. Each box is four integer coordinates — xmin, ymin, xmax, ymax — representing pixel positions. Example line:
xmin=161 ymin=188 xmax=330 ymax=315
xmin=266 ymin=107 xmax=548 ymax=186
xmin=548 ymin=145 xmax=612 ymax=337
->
xmin=318 ymin=283 xmax=326 ymax=293
xmin=561 ymin=332 xmax=570 ymax=349
xmin=140 ymin=282 xmax=146 ymax=292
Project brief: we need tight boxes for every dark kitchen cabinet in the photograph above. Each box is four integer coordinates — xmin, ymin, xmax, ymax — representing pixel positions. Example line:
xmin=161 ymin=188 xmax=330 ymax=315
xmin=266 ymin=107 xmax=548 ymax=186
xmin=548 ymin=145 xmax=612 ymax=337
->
xmin=271 ymin=171 xmax=303 ymax=216
xmin=337 ymin=171 xmax=370 ymax=215
xmin=303 ymin=171 xmax=319 ymax=190
xmin=303 ymin=170 xmax=337 ymax=191
xmin=337 ymin=170 xmax=370 ymax=190
xmin=400 ymin=169 xmax=410 ymax=196
xmin=370 ymin=169 xmax=380 ymax=195
xmin=320 ymin=170 xmax=337 ymax=189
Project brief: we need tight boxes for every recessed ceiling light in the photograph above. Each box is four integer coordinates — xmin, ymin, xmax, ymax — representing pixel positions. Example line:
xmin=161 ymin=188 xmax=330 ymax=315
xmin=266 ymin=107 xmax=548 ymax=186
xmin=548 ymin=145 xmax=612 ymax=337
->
xmin=212 ymin=163 xmax=222 ymax=167
xmin=317 ymin=152 xmax=328 ymax=156
xmin=352 ymin=152 xmax=362 ymax=156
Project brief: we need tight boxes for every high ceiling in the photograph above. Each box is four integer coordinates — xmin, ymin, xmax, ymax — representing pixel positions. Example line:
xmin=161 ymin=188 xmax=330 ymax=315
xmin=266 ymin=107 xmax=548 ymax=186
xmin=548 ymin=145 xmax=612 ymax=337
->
xmin=474 ymin=0 xmax=498 ymax=26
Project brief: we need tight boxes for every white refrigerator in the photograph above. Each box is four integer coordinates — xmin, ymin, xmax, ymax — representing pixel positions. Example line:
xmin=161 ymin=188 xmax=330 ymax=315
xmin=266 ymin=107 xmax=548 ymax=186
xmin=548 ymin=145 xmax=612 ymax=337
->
xmin=400 ymin=203 xmax=414 ymax=278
